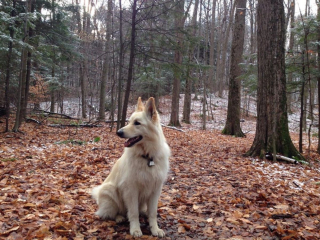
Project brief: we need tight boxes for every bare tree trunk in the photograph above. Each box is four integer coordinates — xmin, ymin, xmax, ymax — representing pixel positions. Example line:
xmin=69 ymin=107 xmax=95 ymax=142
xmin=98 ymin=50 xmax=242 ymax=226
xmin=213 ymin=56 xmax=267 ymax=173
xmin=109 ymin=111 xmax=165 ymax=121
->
xmin=209 ymin=0 xmax=217 ymax=90
xmin=287 ymin=0 xmax=295 ymax=114
xmin=245 ymin=0 xmax=302 ymax=160
xmin=98 ymin=0 xmax=113 ymax=121
xmin=299 ymin=50 xmax=305 ymax=153
xmin=121 ymin=0 xmax=137 ymax=127
xmin=299 ymin=11 xmax=312 ymax=153
xmin=202 ymin=78 xmax=207 ymax=130
xmin=50 ymin=62 xmax=55 ymax=113
xmin=109 ymin=10 xmax=116 ymax=131
xmin=317 ymin=2 xmax=320 ymax=153
xmin=305 ymin=0 xmax=310 ymax=16
xmin=4 ymin=0 xmax=16 ymax=132
xmin=216 ymin=1 xmax=235 ymax=97
xmin=75 ymin=0 xmax=87 ymax=119
xmin=222 ymin=0 xmax=247 ymax=137
xmin=13 ymin=0 xmax=30 ymax=132
xmin=170 ymin=0 xmax=191 ymax=126
xmin=117 ymin=0 xmax=123 ymax=130
xmin=80 ymin=64 xmax=87 ymax=118
xmin=249 ymin=0 xmax=256 ymax=64
xmin=22 ymin=1 xmax=35 ymax=121
xmin=23 ymin=50 xmax=32 ymax=119
xmin=183 ymin=0 xmax=199 ymax=124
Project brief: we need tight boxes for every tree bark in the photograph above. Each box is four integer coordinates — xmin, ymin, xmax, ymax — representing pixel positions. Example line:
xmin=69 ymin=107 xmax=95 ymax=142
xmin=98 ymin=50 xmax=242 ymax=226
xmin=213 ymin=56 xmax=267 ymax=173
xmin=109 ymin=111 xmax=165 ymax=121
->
xmin=121 ymin=0 xmax=137 ymax=128
xmin=222 ymin=0 xmax=246 ymax=137
xmin=215 ymin=1 xmax=236 ymax=97
xmin=117 ymin=0 xmax=123 ymax=130
xmin=182 ymin=0 xmax=199 ymax=124
xmin=21 ymin=1 xmax=35 ymax=121
xmin=245 ymin=0 xmax=303 ymax=160
xmin=248 ymin=0 xmax=256 ymax=64
xmin=299 ymin=50 xmax=305 ymax=153
xmin=170 ymin=0 xmax=188 ymax=127
xmin=287 ymin=0 xmax=295 ymax=114
xmin=13 ymin=0 xmax=30 ymax=132
xmin=4 ymin=0 xmax=16 ymax=132
xmin=80 ymin=64 xmax=87 ymax=118
xmin=317 ymin=2 xmax=320 ymax=153
xmin=208 ymin=0 xmax=217 ymax=90
xmin=98 ymin=0 xmax=113 ymax=121
xmin=50 ymin=62 xmax=55 ymax=113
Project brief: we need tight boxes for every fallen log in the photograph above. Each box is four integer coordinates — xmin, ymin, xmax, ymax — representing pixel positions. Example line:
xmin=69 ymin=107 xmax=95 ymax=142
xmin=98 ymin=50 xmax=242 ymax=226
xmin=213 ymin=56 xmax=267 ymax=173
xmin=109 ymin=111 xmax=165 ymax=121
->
xmin=265 ymin=152 xmax=309 ymax=165
xmin=48 ymin=124 xmax=102 ymax=128
xmin=32 ymin=109 xmax=79 ymax=120
xmin=161 ymin=124 xmax=185 ymax=132
xmin=26 ymin=118 xmax=42 ymax=125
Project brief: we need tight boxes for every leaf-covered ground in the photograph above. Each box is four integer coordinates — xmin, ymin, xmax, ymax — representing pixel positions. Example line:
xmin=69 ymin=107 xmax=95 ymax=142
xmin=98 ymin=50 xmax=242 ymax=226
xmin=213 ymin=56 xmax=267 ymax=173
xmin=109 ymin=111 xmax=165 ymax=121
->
xmin=1 ymin=120 xmax=320 ymax=240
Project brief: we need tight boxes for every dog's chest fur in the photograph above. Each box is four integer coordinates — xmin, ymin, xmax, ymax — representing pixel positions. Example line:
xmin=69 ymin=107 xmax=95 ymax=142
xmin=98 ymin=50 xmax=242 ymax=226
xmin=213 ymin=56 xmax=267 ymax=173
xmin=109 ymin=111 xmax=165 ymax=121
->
xmin=119 ymin=147 xmax=169 ymax=195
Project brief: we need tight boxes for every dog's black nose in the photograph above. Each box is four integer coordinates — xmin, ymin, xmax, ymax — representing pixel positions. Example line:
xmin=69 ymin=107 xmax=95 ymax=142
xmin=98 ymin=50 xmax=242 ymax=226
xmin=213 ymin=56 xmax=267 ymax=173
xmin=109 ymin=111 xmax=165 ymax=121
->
xmin=117 ymin=129 xmax=124 ymax=138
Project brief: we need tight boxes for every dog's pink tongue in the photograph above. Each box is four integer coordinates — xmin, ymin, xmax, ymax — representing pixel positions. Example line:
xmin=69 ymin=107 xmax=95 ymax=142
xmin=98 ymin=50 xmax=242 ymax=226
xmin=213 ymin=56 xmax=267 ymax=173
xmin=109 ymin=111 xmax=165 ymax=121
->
xmin=123 ymin=136 xmax=142 ymax=148
xmin=124 ymin=141 xmax=130 ymax=147
xmin=124 ymin=138 xmax=134 ymax=147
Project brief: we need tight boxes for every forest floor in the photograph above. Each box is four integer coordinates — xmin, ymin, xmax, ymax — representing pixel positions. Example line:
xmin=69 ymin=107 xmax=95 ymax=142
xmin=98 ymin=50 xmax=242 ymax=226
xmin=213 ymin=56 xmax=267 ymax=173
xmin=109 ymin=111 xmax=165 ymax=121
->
xmin=1 ymin=95 xmax=320 ymax=239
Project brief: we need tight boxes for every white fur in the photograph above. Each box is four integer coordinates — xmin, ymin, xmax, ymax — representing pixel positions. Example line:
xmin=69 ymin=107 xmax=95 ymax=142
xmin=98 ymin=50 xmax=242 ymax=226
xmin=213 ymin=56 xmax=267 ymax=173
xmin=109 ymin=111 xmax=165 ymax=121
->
xmin=92 ymin=97 xmax=170 ymax=237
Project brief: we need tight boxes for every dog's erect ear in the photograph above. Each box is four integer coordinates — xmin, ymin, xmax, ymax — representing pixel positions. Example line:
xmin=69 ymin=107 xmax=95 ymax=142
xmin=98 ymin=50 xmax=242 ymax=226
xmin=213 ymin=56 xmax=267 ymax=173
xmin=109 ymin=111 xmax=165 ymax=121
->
xmin=145 ymin=97 xmax=157 ymax=121
xmin=136 ymin=97 xmax=144 ymax=112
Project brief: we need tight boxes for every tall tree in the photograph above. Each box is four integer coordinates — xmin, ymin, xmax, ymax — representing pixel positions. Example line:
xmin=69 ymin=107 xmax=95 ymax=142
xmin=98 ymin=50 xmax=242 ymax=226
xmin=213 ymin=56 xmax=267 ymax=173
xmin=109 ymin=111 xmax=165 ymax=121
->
xmin=13 ymin=0 xmax=31 ymax=132
xmin=117 ymin=0 xmax=124 ymax=130
xmin=98 ymin=0 xmax=113 ymax=121
xmin=317 ymin=1 xmax=320 ymax=153
xmin=208 ymin=0 xmax=217 ymax=90
xmin=170 ymin=0 xmax=191 ymax=126
xmin=222 ymin=0 xmax=247 ymax=137
xmin=121 ymin=0 xmax=137 ymax=128
xmin=215 ymin=0 xmax=236 ymax=96
xmin=21 ymin=0 xmax=35 ymax=121
xmin=245 ymin=0 xmax=302 ymax=159
xmin=169 ymin=0 xmax=185 ymax=127
xmin=182 ymin=0 xmax=199 ymax=124
xmin=4 ymin=0 xmax=16 ymax=132
xmin=287 ymin=0 xmax=295 ymax=114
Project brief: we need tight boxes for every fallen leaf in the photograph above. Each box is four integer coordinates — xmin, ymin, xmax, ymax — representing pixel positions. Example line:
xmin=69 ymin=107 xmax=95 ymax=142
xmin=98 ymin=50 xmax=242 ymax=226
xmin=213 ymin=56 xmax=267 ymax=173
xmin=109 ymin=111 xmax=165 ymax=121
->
xmin=0 ymin=226 xmax=20 ymax=235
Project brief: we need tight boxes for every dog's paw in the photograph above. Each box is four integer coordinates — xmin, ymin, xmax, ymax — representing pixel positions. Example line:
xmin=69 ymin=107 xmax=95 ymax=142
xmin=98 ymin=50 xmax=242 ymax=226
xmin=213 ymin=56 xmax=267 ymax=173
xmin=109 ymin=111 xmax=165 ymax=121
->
xmin=130 ymin=228 xmax=143 ymax=237
xmin=115 ymin=215 xmax=126 ymax=223
xmin=151 ymin=228 xmax=165 ymax=238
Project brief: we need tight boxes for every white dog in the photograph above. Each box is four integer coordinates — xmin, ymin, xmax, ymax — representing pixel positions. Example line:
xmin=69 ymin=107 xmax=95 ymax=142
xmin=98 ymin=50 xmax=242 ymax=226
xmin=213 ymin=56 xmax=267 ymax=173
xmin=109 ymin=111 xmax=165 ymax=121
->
xmin=92 ymin=97 xmax=170 ymax=237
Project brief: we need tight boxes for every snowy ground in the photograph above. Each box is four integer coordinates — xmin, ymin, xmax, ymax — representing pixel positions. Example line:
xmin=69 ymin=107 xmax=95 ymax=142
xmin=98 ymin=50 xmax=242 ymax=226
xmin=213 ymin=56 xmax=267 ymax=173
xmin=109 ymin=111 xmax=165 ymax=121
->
xmin=37 ymin=93 xmax=318 ymax=136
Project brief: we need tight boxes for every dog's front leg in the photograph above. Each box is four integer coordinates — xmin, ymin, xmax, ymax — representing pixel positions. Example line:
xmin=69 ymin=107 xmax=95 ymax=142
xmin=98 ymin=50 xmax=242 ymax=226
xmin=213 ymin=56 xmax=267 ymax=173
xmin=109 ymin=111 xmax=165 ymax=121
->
xmin=124 ymin=192 xmax=142 ymax=237
xmin=148 ymin=187 xmax=165 ymax=237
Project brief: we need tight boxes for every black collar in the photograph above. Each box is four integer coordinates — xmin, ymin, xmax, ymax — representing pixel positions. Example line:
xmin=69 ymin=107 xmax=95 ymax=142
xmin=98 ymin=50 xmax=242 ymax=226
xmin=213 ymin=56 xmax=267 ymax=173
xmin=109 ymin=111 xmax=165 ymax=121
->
xmin=142 ymin=154 xmax=155 ymax=167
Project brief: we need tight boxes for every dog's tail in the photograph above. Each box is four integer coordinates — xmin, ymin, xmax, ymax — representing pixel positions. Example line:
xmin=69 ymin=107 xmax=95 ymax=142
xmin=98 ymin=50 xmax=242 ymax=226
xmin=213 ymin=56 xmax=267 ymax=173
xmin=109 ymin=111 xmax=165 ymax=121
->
xmin=91 ymin=185 xmax=102 ymax=203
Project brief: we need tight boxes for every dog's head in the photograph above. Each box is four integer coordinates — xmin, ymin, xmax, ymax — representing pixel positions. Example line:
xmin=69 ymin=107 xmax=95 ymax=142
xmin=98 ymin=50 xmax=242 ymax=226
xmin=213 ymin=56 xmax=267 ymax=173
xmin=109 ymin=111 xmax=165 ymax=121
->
xmin=117 ymin=97 xmax=160 ymax=148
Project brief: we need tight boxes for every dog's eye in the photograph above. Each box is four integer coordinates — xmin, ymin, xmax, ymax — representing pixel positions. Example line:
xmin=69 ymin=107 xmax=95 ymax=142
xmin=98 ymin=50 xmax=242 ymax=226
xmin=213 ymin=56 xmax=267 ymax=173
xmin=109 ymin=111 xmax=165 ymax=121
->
xmin=134 ymin=121 xmax=141 ymax=126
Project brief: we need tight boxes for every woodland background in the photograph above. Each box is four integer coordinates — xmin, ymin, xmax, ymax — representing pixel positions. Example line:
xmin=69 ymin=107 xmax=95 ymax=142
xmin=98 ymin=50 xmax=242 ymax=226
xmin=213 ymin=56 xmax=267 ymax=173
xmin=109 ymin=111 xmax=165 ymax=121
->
xmin=1 ymin=0 xmax=320 ymax=239
xmin=0 ymin=0 xmax=319 ymax=134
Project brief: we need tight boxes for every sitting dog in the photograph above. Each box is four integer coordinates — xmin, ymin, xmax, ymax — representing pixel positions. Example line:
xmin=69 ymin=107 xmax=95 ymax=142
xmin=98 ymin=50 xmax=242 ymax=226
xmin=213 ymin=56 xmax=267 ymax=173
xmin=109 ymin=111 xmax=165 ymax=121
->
xmin=92 ymin=97 xmax=170 ymax=237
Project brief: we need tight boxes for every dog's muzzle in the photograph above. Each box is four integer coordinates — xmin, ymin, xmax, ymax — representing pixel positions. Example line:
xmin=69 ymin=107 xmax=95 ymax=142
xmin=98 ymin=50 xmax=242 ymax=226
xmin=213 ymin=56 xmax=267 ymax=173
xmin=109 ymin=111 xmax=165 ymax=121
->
xmin=117 ymin=129 xmax=143 ymax=147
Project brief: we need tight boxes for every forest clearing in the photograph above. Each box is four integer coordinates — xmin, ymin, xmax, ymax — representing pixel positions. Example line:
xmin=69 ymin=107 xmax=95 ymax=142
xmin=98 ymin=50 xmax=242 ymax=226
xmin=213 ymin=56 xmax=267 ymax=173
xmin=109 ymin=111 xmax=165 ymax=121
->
xmin=1 ymin=95 xmax=320 ymax=239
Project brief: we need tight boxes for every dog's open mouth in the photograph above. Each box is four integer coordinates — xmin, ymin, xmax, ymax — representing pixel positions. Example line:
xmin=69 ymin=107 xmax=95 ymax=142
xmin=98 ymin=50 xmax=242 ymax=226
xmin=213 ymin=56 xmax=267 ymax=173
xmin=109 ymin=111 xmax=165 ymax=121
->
xmin=124 ymin=136 xmax=143 ymax=147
